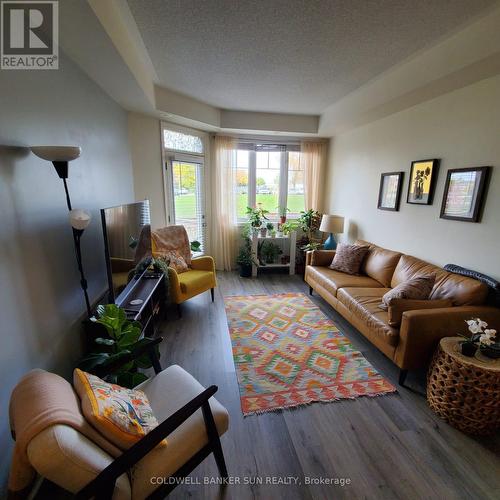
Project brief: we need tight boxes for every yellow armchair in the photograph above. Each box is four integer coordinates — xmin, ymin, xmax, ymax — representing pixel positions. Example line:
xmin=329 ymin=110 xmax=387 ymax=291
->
xmin=168 ymin=256 xmax=217 ymax=313
xmin=151 ymin=226 xmax=217 ymax=317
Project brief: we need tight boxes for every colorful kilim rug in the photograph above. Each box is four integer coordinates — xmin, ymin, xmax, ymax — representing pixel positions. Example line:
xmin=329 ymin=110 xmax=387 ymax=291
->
xmin=225 ymin=293 xmax=396 ymax=415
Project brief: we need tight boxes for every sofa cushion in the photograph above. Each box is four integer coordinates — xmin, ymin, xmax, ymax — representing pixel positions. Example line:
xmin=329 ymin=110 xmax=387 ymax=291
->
xmin=329 ymin=243 xmax=370 ymax=275
xmin=391 ymin=254 xmax=488 ymax=306
xmin=337 ymin=288 xmax=400 ymax=346
xmin=357 ymin=240 xmax=402 ymax=287
xmin=305 ymin=266 xmax=383 ymax=296
xmin=381 ymin=274 xmax=436 ymax=310
xmin=179 ymin=270 xmax=215 ymax=295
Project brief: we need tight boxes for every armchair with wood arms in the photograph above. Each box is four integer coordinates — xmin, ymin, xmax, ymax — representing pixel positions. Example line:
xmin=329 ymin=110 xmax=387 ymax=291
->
xmin=151 ymin=225 xmax=216 ymax=317
xmin=8 ymin=338 xmax=229 ymax=499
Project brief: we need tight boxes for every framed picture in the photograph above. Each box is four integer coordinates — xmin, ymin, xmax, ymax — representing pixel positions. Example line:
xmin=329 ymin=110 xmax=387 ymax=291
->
xmin=440 ymin=166 xmax=491 ymax=222
xmin=407 ymin=159 xmax=440 ymax=205
xmin=377 ymin=172 xmax=404 ymax=211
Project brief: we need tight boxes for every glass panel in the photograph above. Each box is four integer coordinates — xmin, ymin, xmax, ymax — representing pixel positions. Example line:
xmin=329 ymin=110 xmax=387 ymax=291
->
xmin=256 ymin=151 xmax=280 ymax=214
xmin=164 ymin=129 xmax=203 ymax=154
xmin=235 ymin=150 xmax=250 ymax=218
xmin=287 ymin=152 xmax=305 ymax=214
xmin=172 ymin=161 xmax=205 ymax=250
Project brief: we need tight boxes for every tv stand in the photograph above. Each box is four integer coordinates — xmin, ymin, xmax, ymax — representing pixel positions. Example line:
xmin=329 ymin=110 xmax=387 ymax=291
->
xmin=115 ymin=271 xmax=166 ymax=338
xmin=84 ymin=271 xmax=166 ymax=347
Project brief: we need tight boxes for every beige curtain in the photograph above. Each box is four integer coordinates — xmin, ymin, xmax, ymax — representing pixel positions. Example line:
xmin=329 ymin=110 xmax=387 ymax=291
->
xmin=211 ymin=135 xmax=238 ymax=271
xmin=301 ymin=141 xmax=327 ymax=212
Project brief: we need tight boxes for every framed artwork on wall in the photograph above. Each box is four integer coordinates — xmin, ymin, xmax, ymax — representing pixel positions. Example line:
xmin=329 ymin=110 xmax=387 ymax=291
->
xmin=440 ymin=166 xmax=491 ymax=222
xmin=407 ymin=159 xmax=440 ymax=205
xmin=377 ymin=172 xmax=404 ymax=211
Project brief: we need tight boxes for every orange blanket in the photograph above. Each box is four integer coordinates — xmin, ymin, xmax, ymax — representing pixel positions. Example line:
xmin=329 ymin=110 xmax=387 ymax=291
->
xmin=8 ymin=369 xmax=121 ymax=497
xmin=152 ymin=225 xmax=192 ymax=266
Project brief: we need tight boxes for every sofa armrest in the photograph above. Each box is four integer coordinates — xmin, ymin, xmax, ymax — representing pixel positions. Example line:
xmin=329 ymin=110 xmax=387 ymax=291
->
xmin=191 ymin=256 xmax=215 ymax=272
xmin=306 ymin=250 xmax=336 ymax=267
xmin=394 ymin=306 xmax=500 ymax=370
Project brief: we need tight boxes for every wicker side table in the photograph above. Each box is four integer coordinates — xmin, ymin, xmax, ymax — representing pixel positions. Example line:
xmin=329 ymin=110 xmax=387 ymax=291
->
xmin=427 ymin=337 xmax=500 ymax=435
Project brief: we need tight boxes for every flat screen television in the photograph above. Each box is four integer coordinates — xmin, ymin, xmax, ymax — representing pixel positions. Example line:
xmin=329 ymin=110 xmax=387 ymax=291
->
xmin=101 ymin=200 xmax=152 ymax=303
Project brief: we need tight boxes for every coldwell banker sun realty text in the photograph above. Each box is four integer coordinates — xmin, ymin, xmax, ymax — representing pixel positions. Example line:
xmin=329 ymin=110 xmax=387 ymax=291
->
xmin=1 ymin=0 xmax=58 ymax=69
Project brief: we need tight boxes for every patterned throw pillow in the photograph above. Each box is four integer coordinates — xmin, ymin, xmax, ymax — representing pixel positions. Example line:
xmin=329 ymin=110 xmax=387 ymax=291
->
xmin=73 ymin=369 xmax=166 ymax=450
xmin=329 ymin=243 xmax=370 ymax=275
xmin=159 ymin=249 xmax=189 ymax=273
xmin=380 ymin=274 xmax=436 ymax=311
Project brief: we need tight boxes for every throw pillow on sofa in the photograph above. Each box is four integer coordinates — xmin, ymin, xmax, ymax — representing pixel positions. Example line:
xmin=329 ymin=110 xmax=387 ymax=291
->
xmin=380 ymin=274 xmax=436 ymax=310
xmin=387 ymin=298 xmax=453 ymax=327
xmin=329 ymin=243 xmax=370 ymax=275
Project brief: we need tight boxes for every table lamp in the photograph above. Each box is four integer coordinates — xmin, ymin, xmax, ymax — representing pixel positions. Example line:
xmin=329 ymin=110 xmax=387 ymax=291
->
xmin=319 ymin=215 xmax=344 ymax=250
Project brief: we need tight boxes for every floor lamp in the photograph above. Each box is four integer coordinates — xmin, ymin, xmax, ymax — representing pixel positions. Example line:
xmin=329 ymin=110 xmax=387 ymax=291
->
xmin=31 ymin=146 xmax=92 ymax=317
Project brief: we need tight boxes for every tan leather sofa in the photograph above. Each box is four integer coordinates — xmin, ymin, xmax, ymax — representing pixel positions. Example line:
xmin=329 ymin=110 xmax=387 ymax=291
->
xmin=305 ymin=241 xmax=500 ymax=384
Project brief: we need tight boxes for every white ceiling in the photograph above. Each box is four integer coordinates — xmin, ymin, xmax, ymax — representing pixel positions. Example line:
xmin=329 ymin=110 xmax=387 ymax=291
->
xmin=126 ymin=0 xmax=496 ymax=115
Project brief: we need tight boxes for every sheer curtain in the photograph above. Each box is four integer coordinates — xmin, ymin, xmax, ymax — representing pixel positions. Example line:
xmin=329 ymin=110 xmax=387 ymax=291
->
xmin=301 ymin=141 xmax=327 ymax=211
xmin=211 ymin=135 xmax=238 ymax=270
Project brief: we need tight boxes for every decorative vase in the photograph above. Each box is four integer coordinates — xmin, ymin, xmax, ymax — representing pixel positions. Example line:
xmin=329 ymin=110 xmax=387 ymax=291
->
xmin=480 ymin=343 xmax=500 ymax=359
xmin=260 ymin=228 xmax=267 ymax=237
xmin=280 ymin=215 xmax=286 ymax=224
xmin=461 ymin=341 xmax=476 ymax=357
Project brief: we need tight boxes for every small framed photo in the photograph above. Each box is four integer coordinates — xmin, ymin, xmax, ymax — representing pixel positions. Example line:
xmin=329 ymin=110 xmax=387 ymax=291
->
xmin=378 ymin=172 xmax=404 ymax=211
xmin=407 ymin=159 xmax=440 ymax=205
xmin=440 ymin=167 xmax=491 ymax=222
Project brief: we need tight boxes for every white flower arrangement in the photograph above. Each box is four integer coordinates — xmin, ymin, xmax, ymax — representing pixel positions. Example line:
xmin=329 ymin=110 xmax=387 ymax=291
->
xmin=464 ymin=318 xmax=497 ymax=346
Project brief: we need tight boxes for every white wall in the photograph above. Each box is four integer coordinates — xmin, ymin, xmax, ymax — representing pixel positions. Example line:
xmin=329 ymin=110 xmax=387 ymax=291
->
xmin=324 ymin=74 xmax=500 ymax=279
xmin=127 ymin=112 xmax=167 ymax=229
xmin=0 ymin=53 xmax=134 ymax=491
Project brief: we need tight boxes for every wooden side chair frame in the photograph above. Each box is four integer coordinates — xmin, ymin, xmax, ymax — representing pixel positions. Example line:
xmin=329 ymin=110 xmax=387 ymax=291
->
xmin=74 ymin=337 xmax=228 ymax=499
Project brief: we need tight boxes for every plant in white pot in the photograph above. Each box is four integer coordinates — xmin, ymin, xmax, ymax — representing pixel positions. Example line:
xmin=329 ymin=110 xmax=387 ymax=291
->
xmin=459 ymin=318 xmax=498 ymax=357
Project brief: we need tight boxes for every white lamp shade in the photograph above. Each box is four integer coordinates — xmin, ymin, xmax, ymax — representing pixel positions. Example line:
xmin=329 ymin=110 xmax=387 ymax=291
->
xmin=319 ymin=215 xmax=344 ymax=234
xmin=31 ymin=146 xmax=81 ymax=162
xmin=69 ymin=209 xmax=91 ymax=230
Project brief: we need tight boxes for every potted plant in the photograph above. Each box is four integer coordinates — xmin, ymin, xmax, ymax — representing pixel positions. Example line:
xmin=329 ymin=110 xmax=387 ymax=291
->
xmin=190 ymin=240 xmax=201 ymax=252
xmin=79 ymin=304 xmax=158 ymax=388
xmin=277 ymin=206 xmax=290 ymax=224
xmin=266 ymin=222 xmax=274 ymax=237
xmin=459 ymin=318 xmax=498 ymax=357
xmin=246 ymin=204 xmax=269 ymax=236
xmin=270 ymin=228 xmax=277 ymax=238
xmin=281 ymin=220 xmax=298 ymax=236
xmin=237 ymin=225 xmax=257 ymax=277
xmin=261 ymin=241 xmax=283 ymax=264
xmin=297 ymin=209 xmax=322 ymax=241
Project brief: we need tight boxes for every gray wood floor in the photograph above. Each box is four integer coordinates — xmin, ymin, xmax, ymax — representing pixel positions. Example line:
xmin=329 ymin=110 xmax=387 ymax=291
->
xmin=160 ymin=271 xmax=500 ymax=500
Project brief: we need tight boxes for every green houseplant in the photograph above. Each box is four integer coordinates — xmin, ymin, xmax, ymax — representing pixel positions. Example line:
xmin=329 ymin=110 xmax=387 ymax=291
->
xmin=79 ymin=304 xmax=158 ymax=388
xmin=190 ymin=240 xmax=201 ymax=252
xmin=277 ymin=206 xmax=290 ymax=224
xmin=246 ymin=204 xmax=269 ymax=234
xmin=237 ymin=225 xmax=257 ymax=277
xmin=261 ymin=241 xmax=283 ymax=264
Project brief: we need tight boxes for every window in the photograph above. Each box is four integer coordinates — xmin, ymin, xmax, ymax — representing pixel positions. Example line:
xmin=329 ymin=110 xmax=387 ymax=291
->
xmin=287 ymin=152 xmax=305 ymax=214
xmin=235 ymin=143 xmax=304 ymax=219
xmin=236 ymin=150 xmax=250 ymax=218
xmin=256 ymin=151 xmax=280 ymax=213
xmin=163 ymin=129 xmax=203 ymax=154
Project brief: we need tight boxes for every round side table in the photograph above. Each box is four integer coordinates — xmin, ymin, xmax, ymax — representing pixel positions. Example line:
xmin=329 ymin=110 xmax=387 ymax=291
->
xmin=427 ymin=337 xmax=500 ymax=435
